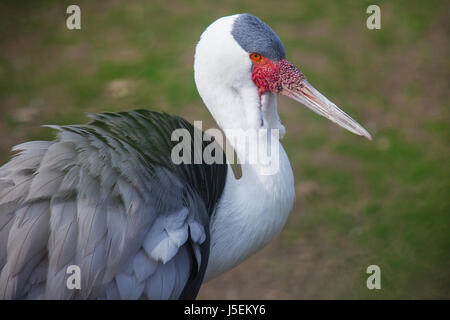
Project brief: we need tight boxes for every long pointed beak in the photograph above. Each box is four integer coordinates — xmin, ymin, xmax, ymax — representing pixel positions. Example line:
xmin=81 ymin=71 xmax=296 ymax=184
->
xmin=279 ymin=61 xmax=372 ymax=140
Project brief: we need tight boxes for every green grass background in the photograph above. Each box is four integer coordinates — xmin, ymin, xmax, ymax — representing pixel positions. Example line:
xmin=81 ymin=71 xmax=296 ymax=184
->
xmin=0 ymin=0 xmax=448 ymax=299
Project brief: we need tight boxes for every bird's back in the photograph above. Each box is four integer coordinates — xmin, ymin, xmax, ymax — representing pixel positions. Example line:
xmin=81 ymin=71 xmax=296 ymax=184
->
xmin=0 ymin=110 xmax=227 ymax=299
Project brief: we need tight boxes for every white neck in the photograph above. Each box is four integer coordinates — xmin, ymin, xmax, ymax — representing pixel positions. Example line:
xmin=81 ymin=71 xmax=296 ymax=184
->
xmin=194 ymin=15 xmax=295 ymax=280
xmin=195 ymin=54 xmax=295 ymax=282
xmin=203 ymin=91 xmax=295 ymax=281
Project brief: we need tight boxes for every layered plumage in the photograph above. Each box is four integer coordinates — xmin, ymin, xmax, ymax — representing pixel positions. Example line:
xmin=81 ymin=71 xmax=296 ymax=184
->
xmin=0 ymin=110 xmax=227 ymax=299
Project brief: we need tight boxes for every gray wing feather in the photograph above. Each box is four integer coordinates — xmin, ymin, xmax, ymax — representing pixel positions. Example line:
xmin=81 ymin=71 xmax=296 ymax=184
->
xmin=0 ymin=201 xmax=50 ymax=299
xmin=46 ymin=196 xmax=78 ymax=299
xmin=0 ymin=116 xmax=211 ymax=299
xmin=133 ymin=250 xmax=158 ymax=283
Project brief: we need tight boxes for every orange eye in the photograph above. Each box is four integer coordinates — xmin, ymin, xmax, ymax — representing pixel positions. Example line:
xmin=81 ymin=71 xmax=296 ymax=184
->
xmin=250 ymin=53 xmax=262 ymax=62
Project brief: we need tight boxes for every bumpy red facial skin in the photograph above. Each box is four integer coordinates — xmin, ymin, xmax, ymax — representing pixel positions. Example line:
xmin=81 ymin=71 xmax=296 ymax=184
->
xmin=251 ymin=58 xmax=305 ymax=96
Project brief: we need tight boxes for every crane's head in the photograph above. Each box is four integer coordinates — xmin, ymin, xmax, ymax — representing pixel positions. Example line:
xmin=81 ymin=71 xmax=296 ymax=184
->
xmin=194 ymin=14 xmax=371 ymax=140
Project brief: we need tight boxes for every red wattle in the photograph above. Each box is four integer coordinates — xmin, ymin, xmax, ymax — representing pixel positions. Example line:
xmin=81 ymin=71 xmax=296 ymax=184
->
xmin=251 ymin=59 xmax=305 ymax=95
